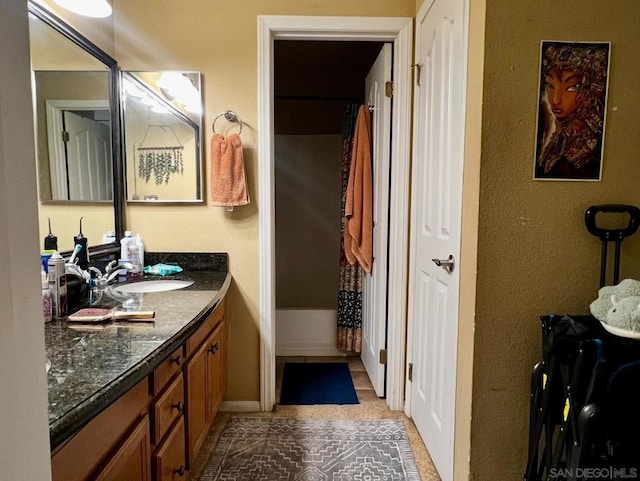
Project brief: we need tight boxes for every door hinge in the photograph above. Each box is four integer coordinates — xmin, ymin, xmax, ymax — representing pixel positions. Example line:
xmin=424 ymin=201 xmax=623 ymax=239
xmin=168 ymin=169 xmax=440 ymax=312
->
xmin=408 ymin=363 xmax=413 ymax=382
xmin=412 ymin=63 xmax=422 ymax=86
xmin=379 ymin=349 xmax=388 ymax=365
xmin=62 ymin=131 xmax=70 ymax=142
xmin=385 ymin=81 xmax=393 ymax=98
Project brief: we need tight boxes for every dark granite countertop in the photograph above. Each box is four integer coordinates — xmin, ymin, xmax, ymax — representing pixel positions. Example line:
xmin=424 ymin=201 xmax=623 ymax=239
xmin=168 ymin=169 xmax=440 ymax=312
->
xmin=45 ymin=256 xmax=230 ymax=450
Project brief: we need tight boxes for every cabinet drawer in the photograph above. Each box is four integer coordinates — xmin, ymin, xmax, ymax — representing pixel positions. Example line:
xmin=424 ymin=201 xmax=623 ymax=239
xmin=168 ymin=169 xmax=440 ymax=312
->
xmin=186 ymin=299 xmax=225 ymax=358
xmin=153 ymin=417 xmax=186 ymax=481
xmin=153 ymin=374 xmax=184 ymax=445
xmin=152 ymin=346 xmax=185 ymax=396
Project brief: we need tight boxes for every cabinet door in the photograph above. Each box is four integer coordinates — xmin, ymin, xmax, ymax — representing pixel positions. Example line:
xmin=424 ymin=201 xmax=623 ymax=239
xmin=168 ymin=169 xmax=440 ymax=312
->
xmin=51 ymin=379 xmax=151 ymax=481
xmin=94 ymin=416 xmax=151 ymax=481
xmin=208 ymin=321 xmax=225 ymax=417
xmin=185 ymin=336 xmax=210 ymax=464
xmin=153 ymin=417 xmax=186 ymax=481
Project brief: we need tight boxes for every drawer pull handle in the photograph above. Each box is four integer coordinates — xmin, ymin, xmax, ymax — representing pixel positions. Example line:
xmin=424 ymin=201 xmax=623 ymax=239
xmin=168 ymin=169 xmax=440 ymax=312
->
xmin=208 ymin=343 xmax=219 ymax=354
xmin=172 ymin=355 xmax=183 ymax=366
xmin=174 ymin=465 xmax=186 ymax=477
xmin=172 ymin=401 xmax=184 ymax=412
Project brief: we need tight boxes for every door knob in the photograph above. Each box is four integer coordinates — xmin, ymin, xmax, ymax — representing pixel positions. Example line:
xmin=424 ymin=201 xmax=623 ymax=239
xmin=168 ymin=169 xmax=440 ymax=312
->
xmin=432 ymin=255 xmax=455 ymax=273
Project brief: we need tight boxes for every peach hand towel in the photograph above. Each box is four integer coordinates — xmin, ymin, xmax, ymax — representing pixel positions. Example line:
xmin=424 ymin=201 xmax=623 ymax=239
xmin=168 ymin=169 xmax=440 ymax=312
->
xmin=344 ymin=105 xmax=373 ymax=274
xmin=210 ymin=133 xmax=250 ymax=206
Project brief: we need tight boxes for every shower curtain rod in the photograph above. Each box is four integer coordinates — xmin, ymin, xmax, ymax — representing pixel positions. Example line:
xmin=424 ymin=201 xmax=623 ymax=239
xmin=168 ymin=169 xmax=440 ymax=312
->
xmin=275 ymin=94 xmax=364 ymax=102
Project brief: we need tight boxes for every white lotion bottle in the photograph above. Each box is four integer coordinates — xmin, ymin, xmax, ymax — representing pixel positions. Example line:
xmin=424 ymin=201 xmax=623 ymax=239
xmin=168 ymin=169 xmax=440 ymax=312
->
xmin=41 ymin=270 xmax=52 ymax=323
xmin=120 ymin=230 xmax=133 ymax=260
xmin=135 ymin=234 xmax=144 ymax=268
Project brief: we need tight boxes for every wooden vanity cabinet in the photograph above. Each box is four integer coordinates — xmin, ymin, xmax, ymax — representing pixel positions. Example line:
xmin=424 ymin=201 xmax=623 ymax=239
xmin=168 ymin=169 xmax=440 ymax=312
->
xmin=185 ymin=300 xmax=225 ymax=466
xmin=152 ymin=298 xmax=225 ymax=477
xmin=51 ymin=378 xmax=152 ymax=481
xmin=50 ymin=298 xmax=225 ymax=481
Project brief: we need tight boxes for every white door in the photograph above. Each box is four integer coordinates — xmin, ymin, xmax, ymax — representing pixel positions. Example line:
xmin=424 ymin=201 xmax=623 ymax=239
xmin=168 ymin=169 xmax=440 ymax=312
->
xmin=63 ymin=110 xmax=112 ymax=201
xmin=361 ymin=44 xmax=392 ymax=397
xmin=407 ymin=0 xmax=467 ymax=479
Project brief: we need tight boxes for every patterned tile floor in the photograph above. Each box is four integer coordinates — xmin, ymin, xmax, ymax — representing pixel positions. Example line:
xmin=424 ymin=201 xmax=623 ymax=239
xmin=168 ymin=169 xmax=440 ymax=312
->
xmin=191 ymin=356 xmax=441 ymax=481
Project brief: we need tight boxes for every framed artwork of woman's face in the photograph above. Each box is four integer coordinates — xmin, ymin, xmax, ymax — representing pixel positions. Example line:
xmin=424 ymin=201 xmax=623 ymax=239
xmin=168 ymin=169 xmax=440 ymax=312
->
xmin=534 ymin=41 xmax=611 ymax=181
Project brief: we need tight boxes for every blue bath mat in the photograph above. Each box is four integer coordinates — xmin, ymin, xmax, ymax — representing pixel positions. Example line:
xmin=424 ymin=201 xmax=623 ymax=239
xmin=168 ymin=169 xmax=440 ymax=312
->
xmin=280 ymin=362 xmax=359 ymax=405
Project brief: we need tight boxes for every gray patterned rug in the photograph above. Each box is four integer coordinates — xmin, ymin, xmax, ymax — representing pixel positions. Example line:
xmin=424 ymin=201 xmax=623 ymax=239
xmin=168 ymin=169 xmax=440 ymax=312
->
xmin=199 ymin=417 xmax=421 ymax=480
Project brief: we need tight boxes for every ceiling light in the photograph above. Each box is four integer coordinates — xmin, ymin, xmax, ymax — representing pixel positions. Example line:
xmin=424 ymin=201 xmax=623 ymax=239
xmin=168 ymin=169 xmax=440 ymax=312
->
xmin=53 ymin=0 xmax=112 ymax=18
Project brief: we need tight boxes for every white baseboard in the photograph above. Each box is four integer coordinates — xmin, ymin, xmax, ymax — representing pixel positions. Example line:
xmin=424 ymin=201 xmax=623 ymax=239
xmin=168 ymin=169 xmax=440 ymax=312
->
xmin=276 ymin=309 xmax=345 ymax=357
xmin=219 ymin=400 xmax=262 ymax=412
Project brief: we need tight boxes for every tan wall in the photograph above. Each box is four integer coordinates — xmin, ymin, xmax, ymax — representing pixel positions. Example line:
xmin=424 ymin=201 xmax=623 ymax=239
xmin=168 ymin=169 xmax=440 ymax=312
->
xmin=471 ymin=1 xmax=640 ymax=479
xmin=112 ymin=0 xmax=414 ymax=402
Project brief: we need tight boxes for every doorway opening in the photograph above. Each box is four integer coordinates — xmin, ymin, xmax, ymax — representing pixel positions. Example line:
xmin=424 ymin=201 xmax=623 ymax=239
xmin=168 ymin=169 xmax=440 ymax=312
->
xmin=258 ymin=16 xmax=414 ymax=413
xmin=273 ymin=40 xmax=385 ymax=404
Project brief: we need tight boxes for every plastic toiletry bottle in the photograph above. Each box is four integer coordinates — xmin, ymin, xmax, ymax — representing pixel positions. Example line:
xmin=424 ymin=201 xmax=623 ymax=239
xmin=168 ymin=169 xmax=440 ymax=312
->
xmin=102 ymin=230 xmax=116 ymax=244
xmin=135 ymin=234 xmax=144 ymax=268
xmin=47 ymin=251 xmax=67 ymax=319
xmin=118 ymin=259 xmax=129 ymax=282
xmin=41 ymin=270 xmax=53 ymax=323
xmin=127 ymin=244 xmax=142 ymax=279
xmin=120 ymin=231 xmax=133 ymax=260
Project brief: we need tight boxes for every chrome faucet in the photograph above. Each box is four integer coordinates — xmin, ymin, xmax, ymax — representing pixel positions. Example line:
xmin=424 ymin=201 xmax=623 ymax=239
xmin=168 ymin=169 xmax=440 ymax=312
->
xmin=94 ymin=260 xmax=134 ymax=286
xmin=64 ymin=258 xmax=135 ymax=287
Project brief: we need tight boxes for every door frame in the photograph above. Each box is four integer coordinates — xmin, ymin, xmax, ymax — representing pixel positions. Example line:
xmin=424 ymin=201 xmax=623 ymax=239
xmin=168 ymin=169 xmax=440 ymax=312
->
xmin=257 ymin=15 xmax=413 ymax=411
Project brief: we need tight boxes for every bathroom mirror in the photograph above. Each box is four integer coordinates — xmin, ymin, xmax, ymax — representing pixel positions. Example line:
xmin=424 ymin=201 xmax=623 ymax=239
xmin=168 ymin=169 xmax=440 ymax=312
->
xmin=123 ymin=71 xmax=203 ymax=203
xmin=28 ymin=1 xmax=124 ymax=254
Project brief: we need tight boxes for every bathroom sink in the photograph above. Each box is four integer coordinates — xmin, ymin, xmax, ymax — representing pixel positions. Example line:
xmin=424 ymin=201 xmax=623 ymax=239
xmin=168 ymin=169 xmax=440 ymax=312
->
xmin=114 ymin=279 xmax=194 ymax=294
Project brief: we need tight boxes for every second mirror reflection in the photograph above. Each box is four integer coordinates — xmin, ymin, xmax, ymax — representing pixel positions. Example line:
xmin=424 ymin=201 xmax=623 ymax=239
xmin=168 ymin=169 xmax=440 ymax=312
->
xmin=123 ymin=71 xmax=203 ymax=203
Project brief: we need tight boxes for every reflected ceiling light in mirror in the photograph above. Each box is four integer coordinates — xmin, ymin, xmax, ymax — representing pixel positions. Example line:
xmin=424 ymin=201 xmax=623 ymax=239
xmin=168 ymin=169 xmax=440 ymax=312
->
xmin=151 ymin=105 xmax=169 ymax=114
xmin=140 ymin=96 xmax=157 ymax=107
xmin=123 ymin=77 xmax=145 ymax=99
xmin=53 ymin=0 xmax=112 ymax=18
xmin=156 ymin=72 xmax=201 ymax=115
xmin=184 ymin=102 xmax=202 ymax=115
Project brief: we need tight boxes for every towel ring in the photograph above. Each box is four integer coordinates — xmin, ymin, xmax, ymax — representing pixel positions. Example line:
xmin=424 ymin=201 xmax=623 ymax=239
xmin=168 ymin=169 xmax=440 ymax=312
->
xmin=212 ymin=110 xmax=243 ymax=135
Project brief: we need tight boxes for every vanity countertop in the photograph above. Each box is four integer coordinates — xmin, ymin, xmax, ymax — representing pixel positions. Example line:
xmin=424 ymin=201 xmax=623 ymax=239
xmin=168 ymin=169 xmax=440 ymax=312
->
xmin=45 ymin=267 xmax=231 ymax=450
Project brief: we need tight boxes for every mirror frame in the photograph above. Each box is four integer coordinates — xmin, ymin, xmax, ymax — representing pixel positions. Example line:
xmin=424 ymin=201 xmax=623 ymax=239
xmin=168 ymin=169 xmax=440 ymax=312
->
xmin=28 ymin=1 xmax=124 ymax=256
